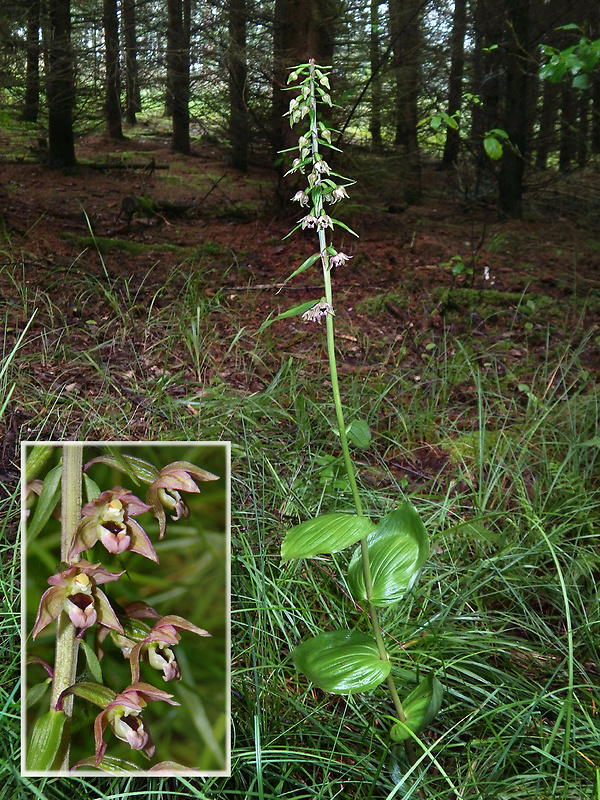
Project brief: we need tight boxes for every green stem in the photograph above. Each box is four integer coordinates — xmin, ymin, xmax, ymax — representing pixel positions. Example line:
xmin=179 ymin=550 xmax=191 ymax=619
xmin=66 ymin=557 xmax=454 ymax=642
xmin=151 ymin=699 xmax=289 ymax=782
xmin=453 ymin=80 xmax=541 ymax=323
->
xmin=49 ymin=443 xmax=83 ymax=769
xmin=305 ymin=61 xmax=421 ymax=788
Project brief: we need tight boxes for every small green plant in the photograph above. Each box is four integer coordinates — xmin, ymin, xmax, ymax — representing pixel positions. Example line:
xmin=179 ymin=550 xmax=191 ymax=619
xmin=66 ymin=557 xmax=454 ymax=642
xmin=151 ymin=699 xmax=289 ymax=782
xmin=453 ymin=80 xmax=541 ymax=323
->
xmin=262 ymin=61 xmax=442 ymax=776
xmin=25 ymin=443 xmax=225 ymax=774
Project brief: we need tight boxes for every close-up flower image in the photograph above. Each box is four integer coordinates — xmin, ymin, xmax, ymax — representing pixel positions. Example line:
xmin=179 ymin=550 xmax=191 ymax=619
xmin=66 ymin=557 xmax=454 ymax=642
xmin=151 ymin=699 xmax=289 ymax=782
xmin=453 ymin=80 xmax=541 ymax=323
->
xmin=24 ymin=442 xmax=229 ymax=776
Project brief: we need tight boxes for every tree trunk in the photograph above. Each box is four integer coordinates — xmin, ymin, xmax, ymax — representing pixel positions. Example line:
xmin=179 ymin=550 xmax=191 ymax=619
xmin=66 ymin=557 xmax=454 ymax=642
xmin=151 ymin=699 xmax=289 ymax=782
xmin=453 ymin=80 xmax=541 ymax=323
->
xmin=471 ymin=0 xmax=502 ymax=163
xmin=271 ymin=0 xmax=338 ymax=202
xmin=559 ymin=84 xmax=577 ymax=172
xmin=103 ymin=0 xmax=123 ymax=139
xmin=46 ymin=0 xmax=76 ymax=168
xmin=167 ymin=0 xmax=191 ymax=154
xmin=389 ymin=0 xmax=422 ymax=203
xmin=22 ymin=0 xmax=41 ymax=122
xmin=576 ymin=89 xmax=589 ymax=167
xmin=498 ymin=0 xmax=530 ymax=219
xmin=535 ymin=80 xmax=558 ymax=169
xmin=369 ymin=0 xmax=382 ymax=152
xmin=592 ymin=72 xmax=600 ymax=155
xmin=122 ymin=0 xmax=141 ymax=125
xmin=228 ymin=0 xmax=248 ymax=171
xmin=441 ymin=0 xmax=467 ymax=168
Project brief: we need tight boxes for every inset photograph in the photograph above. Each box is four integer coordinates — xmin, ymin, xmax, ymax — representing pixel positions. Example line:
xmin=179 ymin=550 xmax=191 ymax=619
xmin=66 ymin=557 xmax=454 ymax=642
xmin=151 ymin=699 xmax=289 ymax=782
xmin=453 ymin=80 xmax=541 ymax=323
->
xmin=22 ymin=441 xmax=229 ymax=777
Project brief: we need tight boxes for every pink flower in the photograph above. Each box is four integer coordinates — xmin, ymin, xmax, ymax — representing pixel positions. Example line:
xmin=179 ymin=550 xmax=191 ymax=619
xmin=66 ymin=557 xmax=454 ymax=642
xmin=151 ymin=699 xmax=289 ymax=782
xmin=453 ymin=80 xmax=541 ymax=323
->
xmin=92 ymin=682 xmax=179 ymax=766
xmin=329 ymin=252 xmax=352 ymax=269
xmin=68 ymin=488 xmax=157 ymax=562
xmin=145 ymin=461 xmax=219 ymax=539
xmin=32 ymin=560 xmax=124 ymax=639
xmin=101 ymin=602 xmax=211 ymax=683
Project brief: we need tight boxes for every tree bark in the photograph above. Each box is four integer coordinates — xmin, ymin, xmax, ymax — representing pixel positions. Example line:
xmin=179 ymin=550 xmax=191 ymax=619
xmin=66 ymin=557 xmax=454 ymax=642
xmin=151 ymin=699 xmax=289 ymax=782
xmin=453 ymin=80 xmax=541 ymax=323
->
xmin=167 ymin=0 xmax=191 ymax=155
xmin=535 ymin=80 xmax=558 ymax=169
xmin=441 ymin=0 xmax=467 ymax=168
xmin=103 ymin=0 xmax=124 ymax=139
xmin=369 ymin=0 xmax=382 ymax=152
xmin=498 ymin=0 xmax=530 ymax=219
xmin=559 ymin=84 xmax=577 ymax=172
xmin=271 ymin=0 xmax=338 ymax=202
xmin=122 ymin=0 xmax=141 ymax=125
xmin=471 ymin=0 xmax=502 ymax=158
xmin=46 ymin=0 xmax=76 ymax=168
xmin=592 ymin=72 xmax=600 ymax=155
xmin=389 ymin=0 xmax=422 ymax=202
xmin=22 ymin=0 xmax=41 ymax=122
xmin=228 ymin=0 xmax=248 ymax=171
xmin=576 ymin=88 xmax=589 ymax=167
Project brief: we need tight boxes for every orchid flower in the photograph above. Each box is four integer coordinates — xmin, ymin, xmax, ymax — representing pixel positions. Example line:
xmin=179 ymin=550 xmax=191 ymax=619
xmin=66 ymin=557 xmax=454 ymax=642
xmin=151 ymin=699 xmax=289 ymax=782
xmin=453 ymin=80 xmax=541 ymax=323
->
xmin=32 ymin=560 xmax=124 ymax=639
xmin=68 ymin=488 xmax=157 ymax=562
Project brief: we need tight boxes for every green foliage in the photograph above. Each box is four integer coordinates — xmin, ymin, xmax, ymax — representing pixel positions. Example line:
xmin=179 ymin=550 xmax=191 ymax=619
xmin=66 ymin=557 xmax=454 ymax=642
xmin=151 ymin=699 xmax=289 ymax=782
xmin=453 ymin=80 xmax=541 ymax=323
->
xmin=25 ymin=710 xmax=67 ymax=771
xmin=540 ymin=28 xmax=600 ymax=90
xmin=389 ymin=674 xmax=444 ymax=741
xmin=347 ymin=504 xmax=429 ymax=607
xmin=292 ymin=630 xmax=393 ymax=693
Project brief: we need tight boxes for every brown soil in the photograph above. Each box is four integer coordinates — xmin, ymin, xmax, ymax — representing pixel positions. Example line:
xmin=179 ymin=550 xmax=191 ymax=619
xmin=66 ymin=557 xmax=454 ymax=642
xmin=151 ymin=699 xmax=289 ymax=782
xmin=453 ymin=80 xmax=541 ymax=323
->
xmin=1 ymin=131 xmax=599 ymax=453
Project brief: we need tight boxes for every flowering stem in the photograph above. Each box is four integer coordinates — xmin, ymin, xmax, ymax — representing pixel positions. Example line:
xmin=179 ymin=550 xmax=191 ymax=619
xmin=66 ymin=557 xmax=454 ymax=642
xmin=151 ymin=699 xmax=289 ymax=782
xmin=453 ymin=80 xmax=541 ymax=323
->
xmin=302 ymin=61 xmax=420 ymax=780
xmin=49 ymin=443 xmax=83 ymax=768
xmin=305 ymin=61 xmax=410 ymax=726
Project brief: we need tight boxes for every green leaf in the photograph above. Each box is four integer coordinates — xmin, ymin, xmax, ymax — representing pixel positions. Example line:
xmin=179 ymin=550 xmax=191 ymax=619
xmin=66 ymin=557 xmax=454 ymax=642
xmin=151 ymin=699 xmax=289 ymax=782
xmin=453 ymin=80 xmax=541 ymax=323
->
xmin=329 ymin=218 xmax=359 ymax=237
xmin=26 ymin=464 xmax=62 ymax=545
xmin=79 ymin=639 xmax=103 ymax=684
xmin=347 ymin=419 xmax=371 ymax=449
xmin=258 ymin=299 xmax=320 ymax=333
xmin=572 ymin=73 xmax=589 ymax=90
xmin=84 ymin=452 xmax=159 ymax=484
xmin=348 ymin=503 xmax=429 ymax=607
xmin=281 ymin=512 xmax=374 ymax=562
xmin=483 ymin=136 xmax=503 ymax=160
xmin=83 ymin=474 xmax=101 ymax=503
xmin=292 ymin=630 xmax=392 ymax=693
xmin=390 ymin=673 xmax=444 ymax=741
xmin=25 ymin=445 xmax=56 ymax=483
xmin=280 ymin=252 xmax=321 ymax=288
xmin=59 ymin=681 xmax=116 ymax=709
xmin=26 ymin=709 xmax=67 ymax=771
xmin=26 ymin=680 xmax=51 ymax=709
xmin=71 ymin=755 xmax=144 ymax=773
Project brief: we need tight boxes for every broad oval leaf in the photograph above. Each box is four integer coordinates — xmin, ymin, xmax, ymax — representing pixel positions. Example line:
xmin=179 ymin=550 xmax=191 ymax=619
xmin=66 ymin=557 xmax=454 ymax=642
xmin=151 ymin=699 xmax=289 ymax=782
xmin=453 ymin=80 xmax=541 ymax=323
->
xmin=292 ymin=630 xmax=392 ymax=693
xmin=347 ymin=419 xmax=371 ymax=449
xmin=281 ymin=512 xmax=374 ymax=562
xmin=26 ymin=709 xmax=67 ymax=771
xmin=348 ymin=503 xmax=429 ymax=607
xmin=483 ymin=136 xmax=503 ymax=160
xmin=390 ymin=673 xmax=444 ymax=742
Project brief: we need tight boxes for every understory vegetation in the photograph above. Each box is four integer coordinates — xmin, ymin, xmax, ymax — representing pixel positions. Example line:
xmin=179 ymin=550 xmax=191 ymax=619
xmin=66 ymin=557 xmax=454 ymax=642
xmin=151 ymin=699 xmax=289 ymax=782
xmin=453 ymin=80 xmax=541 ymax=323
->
xmin=1 ymin=219 xmax=599 ymax=795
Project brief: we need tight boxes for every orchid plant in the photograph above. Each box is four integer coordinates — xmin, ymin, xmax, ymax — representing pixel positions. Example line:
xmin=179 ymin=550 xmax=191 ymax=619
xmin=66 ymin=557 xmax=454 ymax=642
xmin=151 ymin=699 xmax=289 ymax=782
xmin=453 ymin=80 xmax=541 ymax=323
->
xmin=24 ymin=443 xmax=225 ymax=774
xmin=263 ymin=61 xmax=443 ymax=772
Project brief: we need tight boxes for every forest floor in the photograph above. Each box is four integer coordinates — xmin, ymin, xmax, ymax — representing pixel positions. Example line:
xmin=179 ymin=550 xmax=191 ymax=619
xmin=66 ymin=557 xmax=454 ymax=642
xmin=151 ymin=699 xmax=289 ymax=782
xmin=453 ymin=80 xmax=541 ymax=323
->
xmin=3 ymin=127 xmax=600 ymax=795
xmin=1 ymin=125 xmax=599 ymax=448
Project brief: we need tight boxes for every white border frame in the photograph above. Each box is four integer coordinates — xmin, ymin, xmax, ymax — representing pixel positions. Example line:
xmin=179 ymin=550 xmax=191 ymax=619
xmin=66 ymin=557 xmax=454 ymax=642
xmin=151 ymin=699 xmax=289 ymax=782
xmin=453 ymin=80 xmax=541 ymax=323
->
xmin=21 ymin=440 xmax=231 ymax=778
